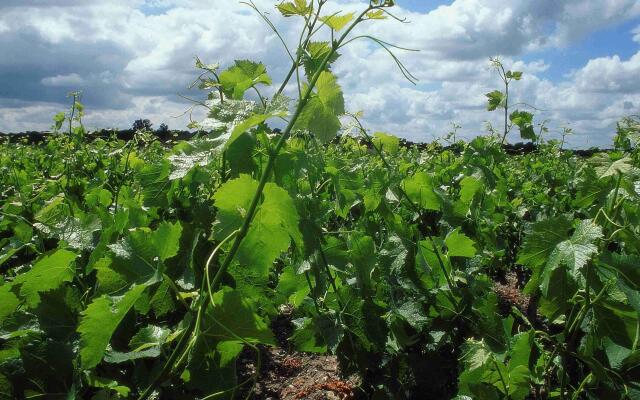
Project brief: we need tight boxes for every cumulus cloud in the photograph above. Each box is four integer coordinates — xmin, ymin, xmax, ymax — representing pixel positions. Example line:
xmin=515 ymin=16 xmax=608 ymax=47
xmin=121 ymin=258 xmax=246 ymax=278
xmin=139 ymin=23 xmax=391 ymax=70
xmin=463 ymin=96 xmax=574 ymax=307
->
xmin=41 ymin=73 xmax=86 ymax=87
xmin=0 ymin=0 xmax=638 ymax=147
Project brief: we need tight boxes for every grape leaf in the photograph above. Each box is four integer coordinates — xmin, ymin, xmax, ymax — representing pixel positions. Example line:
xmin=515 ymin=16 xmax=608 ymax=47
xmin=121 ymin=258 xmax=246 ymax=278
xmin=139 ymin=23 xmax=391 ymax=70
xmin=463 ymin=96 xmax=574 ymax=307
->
xmin=276 ymin=266 xmax=310 ymax=307
xmin=366 ymin=10 xmax=386 ymax=19
xmin=302 ymin=41 xmax=340 ymax=79
xmin=237 ymin=182 xmax=302 ymax=276
xmin=138 ymin=161 xmax=171 ymax=207
xmin=226 ymin=111 xmax=285 ymax=150
xmin=445 ymin=229 xmax=477 ymax=258
xmin=98 ymin=222 xmax=181 ymax=294
xmin=510 ymin=110 xmax=536 ymax=141
xmin=0 ymin=285 xmax=19 ymax=323
xmin=153 ymin=221 xmax=183 ymax=261
xmin=402 ymin=172 xmax=441 ymax=211
xmin=104 ymin=325 xmax=170 ymax=363
xmin=372 ymin=132 xmax=400 ymax=154
xmin=485 ymin=90 xmax=504 ymax=111
xmin=320 ymin=13 xmax=354 ymax=31
xmin=219 ymin=60 xmax=271 ymax=100
xmin=545 ymin=220 xmax=602 ymax=276
xmin=212 ymin=174 xmax=259 ymax=240
xmin=14 ymin=249 xmax=77 ymax=308
xmin=350 ymin=234 xmax=376 ymax=297
xmin=517 ymin=216 xmax=572 ymax=268
xmin=168 ymin=138 xmax=225 ymax=180
xmin=295 ymin=71 xmax=345 ymax=143
xmin=202 ymin=287 xmax=275 ymax=345
xmin=590 ymin=154 xmax=633 ymax=179
xmin=78 ymin=284 xmax=147 ymax=369
xmin=276 ymin=0 xmax=312 ymax=17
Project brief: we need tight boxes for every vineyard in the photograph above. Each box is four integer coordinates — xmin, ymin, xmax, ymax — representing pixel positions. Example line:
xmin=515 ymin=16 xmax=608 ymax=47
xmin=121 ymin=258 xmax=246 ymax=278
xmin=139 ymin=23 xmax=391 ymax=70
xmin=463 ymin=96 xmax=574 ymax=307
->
xmin=2 ymin=1 xmax=640 ymax=399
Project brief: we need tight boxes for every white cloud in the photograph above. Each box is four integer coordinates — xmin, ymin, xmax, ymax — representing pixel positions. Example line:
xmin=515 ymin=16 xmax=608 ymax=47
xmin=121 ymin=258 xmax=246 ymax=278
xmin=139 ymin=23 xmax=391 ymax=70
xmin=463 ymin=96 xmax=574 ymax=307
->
xmin=0 ymin=0 xmax=639 ymax=148
xmin=41 ymin=73 xmax=86 ymax=87
xmin=572 ymin=53 xmax=640 ymax=93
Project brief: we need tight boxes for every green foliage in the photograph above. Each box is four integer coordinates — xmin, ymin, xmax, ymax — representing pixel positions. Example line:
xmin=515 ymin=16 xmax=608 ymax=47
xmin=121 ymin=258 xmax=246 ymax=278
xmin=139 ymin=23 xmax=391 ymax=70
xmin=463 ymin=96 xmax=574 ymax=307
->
xmin=78 ymin=284 xmax=148 ymax=368
xmin=402 ymin=171 xmax=440 ymax=210
xmin=13 ymin=249 xmax=77 ymax=308
xmin=485 ymin=90 xmax=504 ymax=111
xmin=510 ymin=110 xmax=536 ymax=140
xmin=295 ymin=71 xmax=345 ymax=143
xmin=276 ymin=0 xmax=312 ymax=17
xmin=219 ymin=60 xmax=272 ymax=99
xmin=445 ymin=229 xmax=477 ymax=258
xmin=320 ymin=13 xmax=354 ymax=31
xmin=1 ymin=1 xmax=639 ymax=399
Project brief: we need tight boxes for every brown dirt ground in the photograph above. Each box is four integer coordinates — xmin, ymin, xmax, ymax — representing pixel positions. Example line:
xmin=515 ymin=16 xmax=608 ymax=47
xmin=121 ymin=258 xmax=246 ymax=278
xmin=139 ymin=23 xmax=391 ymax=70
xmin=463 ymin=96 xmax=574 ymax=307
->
xmin=237 ymin=306 xmax=359 ymax=400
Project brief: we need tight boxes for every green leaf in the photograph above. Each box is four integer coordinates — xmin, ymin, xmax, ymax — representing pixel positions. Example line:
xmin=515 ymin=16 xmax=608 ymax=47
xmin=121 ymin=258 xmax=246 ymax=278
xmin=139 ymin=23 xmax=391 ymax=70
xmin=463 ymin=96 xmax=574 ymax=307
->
xmin=276 ymin=265 xmax=310 ymax=307
xmin=34 ymin=287 xmax=81 ymax=341
xmin=506 ymin=71 xmax=523 ymax=80
xmin=320 ymin=13 xmax=354 ymax=31
xmin=350 ymin=235 xmax=376 ymax=297
xmin=85 ymin=374 xmax=131 ymax=397
xmin=538 ymin=265 xmax=577 ymax=322
xmin=78 ymin=284 xmax=147 ymax=369
xmin=138 ymin=161 xmax=171 ymax=207
xmin=486 ymin=90 xmax=504 ymax=111
xmin=295 ymin=71 xmax=345 ymax=143
xmin=226 ymin=112 xmax=285 ymax=150
xmin=85 ymin=188 xmax=113 ymax=208
xmin=237 ymin=182 xmax=302 ymax=276
xmin=544 ymin=219 xmax=602 ymax=279
xmin=366 ymin=10 xmax=386 ymax=19
xmin=129 ymin=325 xmax=170 ymax=351
xmin=0 ymin=285 xmax=19 ymax=324
xmin=202 ymin=287 xmax=275 ymax=345
xmin=98 ymin=222 xmax=181 ymax=294
xmin=276 ymin=0 xmax=312 ymax=17
xmin=168 ymin=137 xmax=224 ymax=180
xmin=589 ymin=154 xmax=634 ymax=179
xmin=302 ymin=41 xmax=339 ymax=79
xmin=150 ymin=280 xmax=177 ymax=318
xmin=603 ymin=337 xmax=632 ymax=369
xmin=594 ymin=300 xmax=638 ymax=348
xmin=104 ymin=325 xmax=170 ymax=363
xmin=454 ymin=176 xmax=483 ymax=216
xmin=517 ymin=216 xmax=572 ymax=269
xmin=462 ymin=339 xmax=492 ymax=371
xmin=510 ymin=110 xmax=536 ymax=141
xmin=372 ymin=132 xmax=400 ymax=154
xmin=34 ymin=198 xmax=101 ymax=251
xmin=219 ymin=60 xmax=272 ymax=100
xmin=53 ymin=112 xmax=65 ymax=130
xmin=183 ymin=339 xmax=242 ymax=395
xmin=445 ymin=229 xmax=477 ymax=258
xmin=600 ymin=253 xmax=640 ymax=289
xmin=212 ymin=174 xmax=259 ymax=240
xmin=395 ymin=301 xmax=429 ymax=330
xmin=153 ymin=221 xmax=183 ymax=261
xmin=402 ymin=171 xmax=441 ymax=211
xmin=14 ymin=249 xmax=77 ymax=308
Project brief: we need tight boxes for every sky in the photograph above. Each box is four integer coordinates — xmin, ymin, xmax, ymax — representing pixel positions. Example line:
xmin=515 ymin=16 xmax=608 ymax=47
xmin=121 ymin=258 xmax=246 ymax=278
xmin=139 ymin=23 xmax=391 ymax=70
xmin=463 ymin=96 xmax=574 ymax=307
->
xmin=0 ymin=0 xmax=639 ymax=147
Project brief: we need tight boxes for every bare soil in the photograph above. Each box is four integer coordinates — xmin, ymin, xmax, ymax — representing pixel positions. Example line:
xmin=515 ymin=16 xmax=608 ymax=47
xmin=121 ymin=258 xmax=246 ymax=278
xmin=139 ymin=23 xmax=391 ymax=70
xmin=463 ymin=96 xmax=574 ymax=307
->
xmin=237 ymin=307 xmax=359 ymax=400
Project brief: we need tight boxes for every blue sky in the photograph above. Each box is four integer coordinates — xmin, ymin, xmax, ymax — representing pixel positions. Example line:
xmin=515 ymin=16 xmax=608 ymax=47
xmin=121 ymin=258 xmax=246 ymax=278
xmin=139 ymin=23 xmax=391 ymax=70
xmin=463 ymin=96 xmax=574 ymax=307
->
xmin=0 ymin=0 xmax=639 ymax=147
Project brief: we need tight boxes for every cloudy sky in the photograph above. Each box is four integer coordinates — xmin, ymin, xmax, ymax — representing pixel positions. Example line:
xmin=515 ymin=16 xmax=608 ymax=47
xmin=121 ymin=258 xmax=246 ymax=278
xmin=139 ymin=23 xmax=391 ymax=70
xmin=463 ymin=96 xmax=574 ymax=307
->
xmin=0 ymin=0 xmax=639 ymax=147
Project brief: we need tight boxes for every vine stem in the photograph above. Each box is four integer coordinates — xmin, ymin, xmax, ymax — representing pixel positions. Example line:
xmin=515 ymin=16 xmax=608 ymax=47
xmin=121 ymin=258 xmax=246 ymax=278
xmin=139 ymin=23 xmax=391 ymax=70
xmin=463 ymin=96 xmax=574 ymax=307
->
xmin=137 ymin=6 xmax=380 ymax=399
xmin=212 ymin=4 xmax=377 ymax=297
